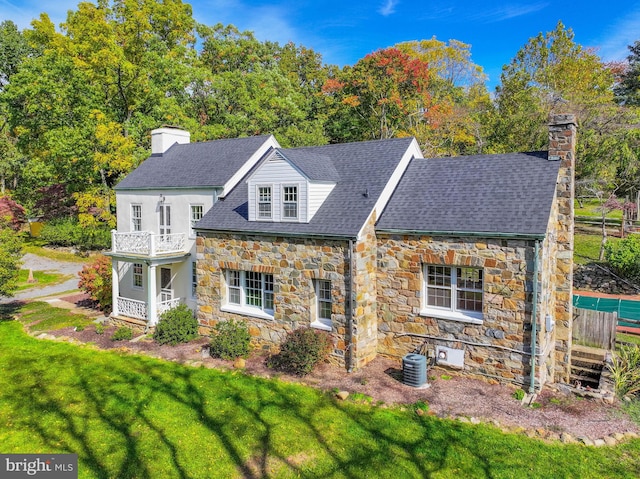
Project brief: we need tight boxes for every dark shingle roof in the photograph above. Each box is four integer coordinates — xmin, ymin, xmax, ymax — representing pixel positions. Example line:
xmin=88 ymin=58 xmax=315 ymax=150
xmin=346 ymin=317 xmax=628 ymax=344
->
xmin=279 ymin=149 xmax=340 ymax=182
xmin=115 ymin=135 xmax=274 ymax=189
xmin=376 ymin=151 xmax=559 ymax=236
xmin=196 ymin=137 xmax=417 ymax=237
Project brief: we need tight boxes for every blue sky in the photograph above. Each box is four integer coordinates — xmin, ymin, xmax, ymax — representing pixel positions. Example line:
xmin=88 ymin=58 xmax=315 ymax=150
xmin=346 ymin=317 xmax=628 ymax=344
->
xmin=1 ymin=0 xmax=639 ymax=89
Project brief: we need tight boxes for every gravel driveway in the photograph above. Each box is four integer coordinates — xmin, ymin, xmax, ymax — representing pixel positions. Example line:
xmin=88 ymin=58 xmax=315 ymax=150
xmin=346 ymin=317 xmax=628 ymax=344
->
xmin=0 ymin=253 xmax=87 ymax=304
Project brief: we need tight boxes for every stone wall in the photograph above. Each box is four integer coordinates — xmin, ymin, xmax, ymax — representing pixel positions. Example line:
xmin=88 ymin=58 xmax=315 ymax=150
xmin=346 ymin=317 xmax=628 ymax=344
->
xmin=376 ymin=234 xmax=542 ymax=386
xmin=196 ymin=225 xmax=379 ymax=369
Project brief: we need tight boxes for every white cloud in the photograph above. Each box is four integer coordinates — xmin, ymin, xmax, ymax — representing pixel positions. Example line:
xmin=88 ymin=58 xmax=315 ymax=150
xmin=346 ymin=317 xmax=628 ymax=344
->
xmin=471 ymin=2 xmax=549 ymax=23
xmin=378 ymin=0 xmax=398 ymax=17
xmin=591 ymin=6 xmax=640 ymax=62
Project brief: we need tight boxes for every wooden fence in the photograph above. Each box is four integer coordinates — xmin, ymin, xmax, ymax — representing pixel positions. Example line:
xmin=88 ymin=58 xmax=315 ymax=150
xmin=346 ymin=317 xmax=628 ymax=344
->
xmin=572 ymin=307 xmax=617 ymax=350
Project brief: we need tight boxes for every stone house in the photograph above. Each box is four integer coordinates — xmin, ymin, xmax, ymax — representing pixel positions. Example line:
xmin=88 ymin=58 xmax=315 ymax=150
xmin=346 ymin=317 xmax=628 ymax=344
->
xmin=111 ymin=114 xmax=576 ymax=391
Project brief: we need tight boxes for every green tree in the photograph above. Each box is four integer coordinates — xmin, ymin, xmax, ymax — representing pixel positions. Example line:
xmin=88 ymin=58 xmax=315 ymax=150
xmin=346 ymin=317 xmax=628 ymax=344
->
xmin=0 ymin=20 xmax=33 ymax=89
xmin=614 ymin=40 xmax=640 ymax=105
xmin=0 ymin=224 xmax=23 ymax=297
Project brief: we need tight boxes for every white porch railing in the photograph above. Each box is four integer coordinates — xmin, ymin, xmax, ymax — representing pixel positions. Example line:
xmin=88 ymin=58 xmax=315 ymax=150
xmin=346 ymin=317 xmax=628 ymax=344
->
xmin=111 ymin=231 xmax=187 ymax=256
xmin=116 ymin=296 xmax=183 ymax=321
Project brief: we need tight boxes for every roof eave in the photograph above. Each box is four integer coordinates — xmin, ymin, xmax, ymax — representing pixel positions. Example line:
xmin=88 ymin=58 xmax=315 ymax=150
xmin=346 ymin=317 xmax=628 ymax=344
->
xmin=375 ymin=228 xmax=547 ymax=240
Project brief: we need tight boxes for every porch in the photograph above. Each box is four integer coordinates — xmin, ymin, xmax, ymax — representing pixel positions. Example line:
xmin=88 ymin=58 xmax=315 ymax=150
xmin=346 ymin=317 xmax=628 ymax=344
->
xmin=114 ymin=296 xmax=183 ymax=323
xmin=111 ymin=230 xmax=187 ymax=257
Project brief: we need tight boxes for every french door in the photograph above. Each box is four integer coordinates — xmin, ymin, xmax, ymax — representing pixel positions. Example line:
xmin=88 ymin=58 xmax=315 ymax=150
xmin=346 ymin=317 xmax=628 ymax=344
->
xmin=159 ymin=204 xmax=171 ymax=235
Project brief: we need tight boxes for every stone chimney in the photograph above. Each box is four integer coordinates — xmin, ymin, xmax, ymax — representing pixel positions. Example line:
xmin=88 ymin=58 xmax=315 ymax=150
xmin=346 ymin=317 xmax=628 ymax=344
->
xmin=151 ymin=127 xmax=190 ymax=155
xmin=548 ymin=113 xmax=577 ymax=383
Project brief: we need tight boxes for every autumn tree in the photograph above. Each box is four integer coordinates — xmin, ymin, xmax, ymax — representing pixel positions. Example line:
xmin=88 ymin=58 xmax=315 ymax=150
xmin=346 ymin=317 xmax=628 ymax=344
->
xmin=324 ymin=48 xmax=431 ymax=143
xmin=397 ymin=38 xmax=492 ymax=156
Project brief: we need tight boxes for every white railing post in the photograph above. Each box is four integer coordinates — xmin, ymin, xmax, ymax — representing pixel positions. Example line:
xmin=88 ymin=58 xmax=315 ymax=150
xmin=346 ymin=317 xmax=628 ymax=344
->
xmin=111 ymin=258 xmax=119 ymax=317
xmin=111 ymin=229 xmax=117 ymax=253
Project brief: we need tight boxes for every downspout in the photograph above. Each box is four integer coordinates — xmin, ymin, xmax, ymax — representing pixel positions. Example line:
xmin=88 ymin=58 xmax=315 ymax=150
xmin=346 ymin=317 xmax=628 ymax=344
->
xmin=529 ymin=240 xmax=540 ymax=394
xmin=346 ymin=239 xmax=355 ymax=373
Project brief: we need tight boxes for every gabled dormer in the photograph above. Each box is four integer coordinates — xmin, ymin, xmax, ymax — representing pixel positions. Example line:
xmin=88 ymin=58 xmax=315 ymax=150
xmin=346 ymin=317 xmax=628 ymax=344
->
xmin=247 ymin=149 xmax=339 ymax=223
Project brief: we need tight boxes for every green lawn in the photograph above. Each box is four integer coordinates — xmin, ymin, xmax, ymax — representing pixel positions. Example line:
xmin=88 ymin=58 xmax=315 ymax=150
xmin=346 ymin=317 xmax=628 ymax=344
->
xmin=574 ymin=232 xmax=621 ymax=265
xmin=16 ymin=269 xmax=68 ymax=292
xmin=576 ymin=198 xmax=624 ymax=220
xmin=1 ymin=304 xmax=639 ymax=478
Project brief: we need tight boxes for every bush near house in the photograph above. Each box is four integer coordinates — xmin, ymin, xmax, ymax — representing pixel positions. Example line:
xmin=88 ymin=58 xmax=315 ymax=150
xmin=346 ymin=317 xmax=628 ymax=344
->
xmin=111 ymin=326 xmax=133 ymax=341
xmin=267 ymin=327 xmax=332 ymax=376
xmin=608 ymin=344 xmax=640 ymax=398
xmin=153 ymin=304 xmax=199 ymax=346
xmin=78 ymin=255 xmax=112 ymax=313
xmin=209 ymin=319 xmax=251 ymax=360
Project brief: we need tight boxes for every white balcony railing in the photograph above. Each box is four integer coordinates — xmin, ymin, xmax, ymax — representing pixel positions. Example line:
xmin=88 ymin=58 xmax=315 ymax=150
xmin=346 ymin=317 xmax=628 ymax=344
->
xmin=116 ymin=296 xmax=183 ymax=321
xmin=111 ymin=231 xmax=187 ymax=256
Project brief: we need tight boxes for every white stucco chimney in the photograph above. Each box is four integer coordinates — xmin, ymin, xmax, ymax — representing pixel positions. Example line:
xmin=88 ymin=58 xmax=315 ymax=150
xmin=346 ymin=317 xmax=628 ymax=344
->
xmin=151 ymin=127 xmax=190 ymax=154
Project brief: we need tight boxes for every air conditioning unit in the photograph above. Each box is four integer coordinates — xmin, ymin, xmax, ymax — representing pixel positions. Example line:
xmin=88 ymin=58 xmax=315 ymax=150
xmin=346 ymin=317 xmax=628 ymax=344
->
xmin=402 ymin=354 xmax=428 ymax=388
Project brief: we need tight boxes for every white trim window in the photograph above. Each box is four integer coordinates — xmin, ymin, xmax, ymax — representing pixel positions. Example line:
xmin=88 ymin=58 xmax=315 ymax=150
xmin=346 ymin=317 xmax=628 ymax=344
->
xmin=282 ymin=185 xmax=298 ymax=219
xmin=224 ymin=270 xmax=274 ymax=318
xmin=131 ymin=204 xmax=142 ymax=232
xmin=257 ymin=186 xmax=272 ymax=219
xmin=191 ymin=261 xmax=197 ymax=298
xmin=311 ymin=279 xmax=332 ymax=331
xmin=132 ymin=263 xmax=143 ymax=289
xmin=422 ymin=265 xmax=483 ymax=322
xmin=190 ymin=204 xmax=204 ymax=237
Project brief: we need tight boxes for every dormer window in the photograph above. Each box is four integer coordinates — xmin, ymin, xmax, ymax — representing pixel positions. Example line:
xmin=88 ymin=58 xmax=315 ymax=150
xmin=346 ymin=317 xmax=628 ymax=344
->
xmin=258 ymin=186 xmax=272 ymax=219
xmin=282 ymin=185 xmax=298 ymax=219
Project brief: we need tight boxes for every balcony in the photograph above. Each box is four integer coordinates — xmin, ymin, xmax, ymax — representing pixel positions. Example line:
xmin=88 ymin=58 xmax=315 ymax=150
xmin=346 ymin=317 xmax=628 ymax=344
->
xmin=116 ymin=296 xmax=183 ymax=321
xmin=111 ymin=231 xmax=187 ymax=257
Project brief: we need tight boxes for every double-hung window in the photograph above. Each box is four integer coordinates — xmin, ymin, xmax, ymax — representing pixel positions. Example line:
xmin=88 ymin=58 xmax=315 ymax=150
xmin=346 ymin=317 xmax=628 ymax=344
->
xmin=311 ymin=279 xmax=332 ymax=330
xmin=132 ymin=263 xmax=143 ymax=288
xmin=282 ymin=185 xmax=298 ymax=219
xmin=131 ymin=205 xmax=142 ymax=232
xmin=225 ymin=270 xmax=274 ymax=316
xmin=190 ymin=204 xmax=203 ymax=237
xmin=423 ymin=265 xmax=483 ymax=322
xmin=258 ymin=186 xmax=272 ymax=219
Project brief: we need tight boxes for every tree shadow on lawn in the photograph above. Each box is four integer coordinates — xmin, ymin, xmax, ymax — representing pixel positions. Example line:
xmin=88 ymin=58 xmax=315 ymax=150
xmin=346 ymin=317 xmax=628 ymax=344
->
xmin=2 ymin=332 xmax=633 ymax=478
xmin=0 ymin=301 xmax=27 ymax=322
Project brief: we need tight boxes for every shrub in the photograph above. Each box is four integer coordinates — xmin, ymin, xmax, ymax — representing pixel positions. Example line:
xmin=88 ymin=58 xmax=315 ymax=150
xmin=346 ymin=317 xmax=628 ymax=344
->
xmin=512 ymin=389 xmax=526 ymax=401
xmin=40 ymin=217 xmax=111 ymax=250
xmin=78 ymin=255 xmax=112 ymax=313
xmin=111 ymin=326 xmax=133 ymax=341
xmin=267 ymin=327 xmax=332 ymax=376
xmin=153 ymin=304 xmax=199 ymax=346
xmin=608 ymin=344 xmax=640 ymax=398
xmin=95 ymin=323 xmax=105 ymax=335
xmin=209 ymin=319 xmax=251 ymax=360
xmin=605 ymin=234 xmax=640 ymax=281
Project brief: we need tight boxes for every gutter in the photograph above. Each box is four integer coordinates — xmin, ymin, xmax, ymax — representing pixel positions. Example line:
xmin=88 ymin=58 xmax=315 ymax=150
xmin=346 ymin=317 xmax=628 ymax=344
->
xmin=194 ymin=227 xmax=357 ymax=242
xmin=530 ymin=240 xmax=541 ymax=394
xmin=375 ymin=228 xmax=546 ymax=241
xmin=346 ymin=239 xmax=355 ymax=373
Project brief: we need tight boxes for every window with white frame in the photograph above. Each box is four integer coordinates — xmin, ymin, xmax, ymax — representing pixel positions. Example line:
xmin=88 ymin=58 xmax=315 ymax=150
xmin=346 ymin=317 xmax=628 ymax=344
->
xmin=225 ymin=270 xmax=274 ymax=314
xmin=131 ymin=205 xmax=142 ymax=231
xmin=257 ymin=186 xmax=272 ymax=219
xmin=282 ymin=185 xmax=298 ymax=219
xmin=191 ymin=261 xmax=197 ymax=298
xmin=313 ymin=279 xmax=332 ymax=329
xmin=190 ymin=204 xmax=203 ymax=237
xmin=133 ymin=263 xmax=143 ymax=288
xmin=424 ymin=265 xmax=483 ymax=319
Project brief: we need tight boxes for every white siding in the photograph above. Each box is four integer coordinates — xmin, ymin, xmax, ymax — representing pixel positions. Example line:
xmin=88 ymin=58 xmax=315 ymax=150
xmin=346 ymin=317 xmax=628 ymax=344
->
xmin=248 ymin=155 xmax=308 ymax=222
xmin=308 ymin=182 xmax=336 ymax=220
